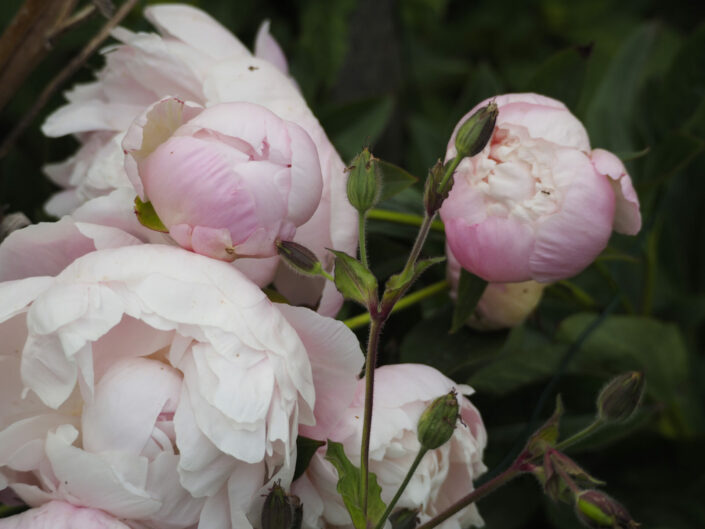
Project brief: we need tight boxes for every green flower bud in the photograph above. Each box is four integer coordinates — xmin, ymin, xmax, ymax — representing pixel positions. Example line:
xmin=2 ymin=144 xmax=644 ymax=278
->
xmin=575 ymin=490 xmax=638 ymax=529
xmin=276 ymin=240 xmax=324 ymax=277
xmin=329 ymin=249 xmax=378 ymax=308
xmin=423 ymin=159 xmax=448 ymax=215
xmin=417 ymin=390 xmax=459 ymax=450
xmin=454 ymin=102 xmax=498 ymax=159
xmin=261 ymin=481 xmax=303 ymax=529
xmin=346 ymin=148 xmax=382 ymax=213
xmin=597 ymin=371 xmax=645 ymax=423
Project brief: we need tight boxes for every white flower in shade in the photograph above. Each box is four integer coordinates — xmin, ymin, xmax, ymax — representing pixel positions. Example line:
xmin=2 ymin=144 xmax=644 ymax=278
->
xmin=0 ymin=244 xmax=363 ymax=528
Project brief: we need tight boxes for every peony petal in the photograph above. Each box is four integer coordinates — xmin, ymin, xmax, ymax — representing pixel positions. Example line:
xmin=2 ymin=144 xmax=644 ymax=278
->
xmin=530 ymin=149 xmax=615 ymax=282
xmin=445 ymin=215 xmax=536 ymax=283
xmin=277 ymin=304 xmax=363 ymax=439
xmin=0 ymin=501 xmax=131 ymax=529
xmin=590 ymin=148 xmax=641 ymax=235
xmin=254 ymin=21 xmax=289 ymax=75
xmin=145 ymin=4 xmax=250 ymax=61
xmin=81 ymin=358 xmax=182 ymax=455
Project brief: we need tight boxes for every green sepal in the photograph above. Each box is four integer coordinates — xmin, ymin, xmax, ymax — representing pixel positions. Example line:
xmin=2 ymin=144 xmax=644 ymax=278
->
xmin=329 ymin=249 xmax=378 ymax=308
xmin=134 ymin=196 xmax=168 ymax=233
xmin=382 ymin=256 xmax=445 ymax=311
xmin=324 ymin=440 xmax=387 ymax=529
xmin=294 ymin=436 xmax=326 ymax=481
xmin=524 ymin=395 xmax=564 ymax=457
xmin=450 ymin=269 xmax=488 ymax=333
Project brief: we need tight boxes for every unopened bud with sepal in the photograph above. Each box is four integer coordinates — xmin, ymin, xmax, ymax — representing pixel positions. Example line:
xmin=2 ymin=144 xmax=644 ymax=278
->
xmin=417 ymin=390 xmax=459 ymax=450
xmin=277 ymin=240 xmax=324 ymax=277
xmin=261 ymin=481 xmax=303 ymax=529
xmin=454 ymin=102 xmax=498 ymax=159
xmin=346 ymin=148 xmax=382 ymax=214
xmin=328 ymin=249 xmax=379 ymax=308
xmin=424 ymin=159 xmax=449 ymax=215
xmin=597 ymin=371 xmax=645 ymax=423
xmin=575 ymin=490 xmax=639 ymax=529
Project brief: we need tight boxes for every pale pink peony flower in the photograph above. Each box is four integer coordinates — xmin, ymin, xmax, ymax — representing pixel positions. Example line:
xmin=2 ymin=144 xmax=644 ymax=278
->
xmin=0 ymin=244 xmax=363 ymax=529
xmin=122 ymin=98 xmax=322 ymax=261
xmin=292 ymin=364 xmax=487 ymax=529
xmin=440 ymin=93 xmax=641 ymax=283
xmin=447 ymin=245 xmax=545 ymax=330
xmin=41 ymin=4 xmax=357 ymax=315
xmin=0 ymin=501 xmax=131 ymax=529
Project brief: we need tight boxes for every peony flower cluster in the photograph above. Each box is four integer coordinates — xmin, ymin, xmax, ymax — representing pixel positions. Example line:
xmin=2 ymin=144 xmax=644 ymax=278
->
xmin=40 ymin=3 xmax=358 ymax=316
xmin=0 ymin=2 xmax=645 ymax=528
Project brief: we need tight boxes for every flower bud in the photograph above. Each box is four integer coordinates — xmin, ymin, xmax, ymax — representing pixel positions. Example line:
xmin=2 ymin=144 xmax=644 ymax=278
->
xmin=417 ymin=390 xmax=459 ymax=450
xmin=346 ymin=148 xmax=381 ymax=213
xmin=261 ymin=481 xmax=303 ymax=529
xmin=329 ymin=249 xmax=378 ymax=308
xmin=276 ymin=240 xmax=324 ymax=277
xmin=597 ymin=371 xmax=645 ymax=423
xmin=454 ymin=101 xmax=498 ymax=159
xmin=575 ymin=490 xmax=638 ymax=529
xmin=423 ymin=159 xmax=449 ymax=215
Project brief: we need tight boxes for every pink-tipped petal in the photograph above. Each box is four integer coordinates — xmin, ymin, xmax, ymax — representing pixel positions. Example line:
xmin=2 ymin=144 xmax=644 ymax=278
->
xmin=446 ymin=215 xmax=535 ymax=283
xmin=591 ymin=148 xmax=642 ymax=235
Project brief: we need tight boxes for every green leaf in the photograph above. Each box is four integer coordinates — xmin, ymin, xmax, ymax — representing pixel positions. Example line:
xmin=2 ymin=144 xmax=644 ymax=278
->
xmin=327 ymin=96 xmax=395 ymax=161
xmin=377 ymin=160 xmax=418 ymax=202
xmin=382 ymin=256 xmax=445 ymax=309
xmin=467 ymin=326 xmax=564 ymax=395
xmin=296 ymin=0 xmax=356 ymax=90
xmin=294 ymin=436 xmax=326 ymax=481
xmin=524 ymin=46 xmax=591 ymax=110
xmin=450 ymin=269 xmax=488 ymax=333
xmin=134 ymin=196 xmax=168 ymax=233
xmin=584 ymin=24 xmax=657 ymax=152
xmin=324 ymin=441 xmax=387 ymax=529
xmin=556 ymin=314 xmax=705 ymax=436
xmin=329 ymin=249 xmax=378 ymax=307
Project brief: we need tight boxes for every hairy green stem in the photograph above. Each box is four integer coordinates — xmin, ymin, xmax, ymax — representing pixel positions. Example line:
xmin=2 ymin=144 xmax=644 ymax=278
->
xmin=359 ymin=213 xmax=369 ymax=269
xmin=374 ymin=448 xmax=428 ymax=529
xmin=367 ymin=209 xmax=445 ymax=232
xmin=401 ymin=212 xmax=436 ymax=278
xmin=343 ymin=280 xmax=449 ymax=329
xmin=554 ymin=420 xmax=605 ymax=452
xmin=361 ymin=316 xmax=384 ymax=517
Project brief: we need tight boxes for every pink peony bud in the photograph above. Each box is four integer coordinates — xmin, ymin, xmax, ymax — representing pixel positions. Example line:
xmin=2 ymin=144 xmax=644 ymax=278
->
xmin=440 ymin=93 xmax=642 ymax=283
xmin=123 ymin=97 xmax=323 ymax=261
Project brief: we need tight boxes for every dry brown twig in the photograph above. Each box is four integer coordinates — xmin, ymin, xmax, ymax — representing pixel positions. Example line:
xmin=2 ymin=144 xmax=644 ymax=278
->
xmin=0 ymin=0 xmax=138 ymax=159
